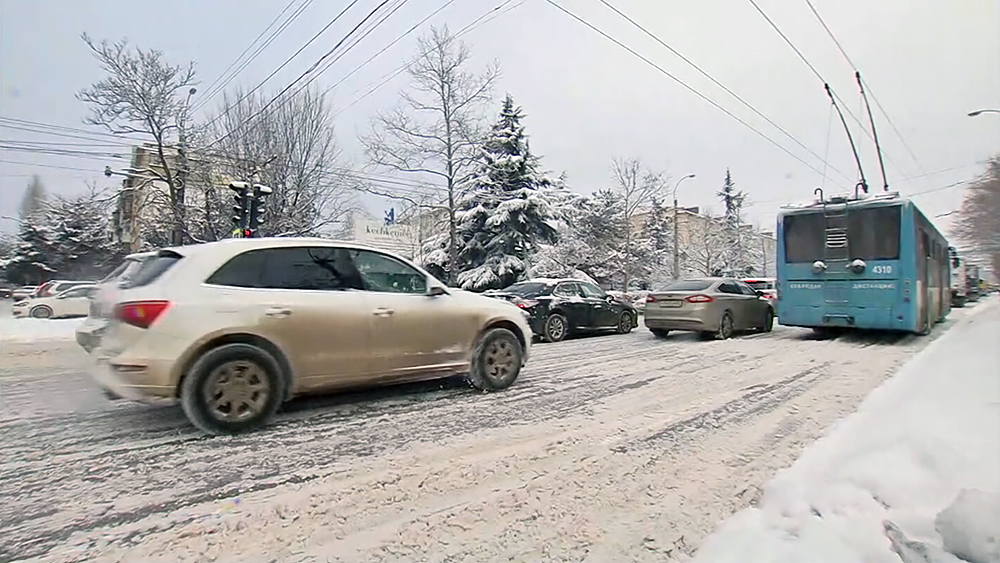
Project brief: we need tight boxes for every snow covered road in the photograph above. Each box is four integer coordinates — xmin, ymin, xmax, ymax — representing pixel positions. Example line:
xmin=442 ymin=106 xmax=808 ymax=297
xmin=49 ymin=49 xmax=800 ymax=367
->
xmin=0 ymin=308 xmax=981 ymax=563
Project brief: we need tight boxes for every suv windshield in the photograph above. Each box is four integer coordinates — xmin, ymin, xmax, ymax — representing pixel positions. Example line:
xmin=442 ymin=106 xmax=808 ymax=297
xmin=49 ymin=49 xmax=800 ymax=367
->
xmin=503 ymin=282 xmax=550 ymax=297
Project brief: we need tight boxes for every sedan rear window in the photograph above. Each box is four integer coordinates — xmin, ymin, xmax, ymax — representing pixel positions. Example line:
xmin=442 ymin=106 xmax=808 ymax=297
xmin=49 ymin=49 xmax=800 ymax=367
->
xmin=504 ymin=282 xmax=550 ymax=297
xmin=660 ymin=279 xmax=714 ymax=291
xmin=745 ymin=280 xmax=774 ymax=290
xmin=121 ymin=251 xmax=182 ymax=289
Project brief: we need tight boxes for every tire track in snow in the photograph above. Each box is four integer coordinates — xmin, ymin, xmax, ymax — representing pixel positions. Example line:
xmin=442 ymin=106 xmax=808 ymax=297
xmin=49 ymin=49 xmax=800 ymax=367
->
xmin=0 ymin=321 xmax=949 ymax=562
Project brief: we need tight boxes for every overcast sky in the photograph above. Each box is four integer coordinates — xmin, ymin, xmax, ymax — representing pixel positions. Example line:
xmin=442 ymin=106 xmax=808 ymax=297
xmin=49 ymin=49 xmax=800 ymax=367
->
xmin=1 ymin=0 xmax=997 ymax=236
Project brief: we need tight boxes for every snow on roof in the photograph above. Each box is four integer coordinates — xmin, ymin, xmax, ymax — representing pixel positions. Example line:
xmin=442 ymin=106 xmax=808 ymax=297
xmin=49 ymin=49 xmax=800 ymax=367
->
xmin=780 ymin=190 xmax=902 ymax=211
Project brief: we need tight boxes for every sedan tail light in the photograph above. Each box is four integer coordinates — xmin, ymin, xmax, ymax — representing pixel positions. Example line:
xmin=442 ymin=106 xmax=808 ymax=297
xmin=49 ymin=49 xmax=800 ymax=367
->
xmin=646 ymin=295 xmax=657 ymax=303
xmin=685 ymin=294 xmax=714 ymax=303
xmin=514 ymin=298 xmax=539 ymax=310
xmin=114 ymin=300 xmax=171 ymax=329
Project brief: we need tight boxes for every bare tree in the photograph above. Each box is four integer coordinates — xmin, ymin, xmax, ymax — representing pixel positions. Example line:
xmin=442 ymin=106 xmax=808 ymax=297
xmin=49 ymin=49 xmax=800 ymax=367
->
xmin=77 ymin=34 xmax=197 ymax=245
xmin=954 ymin=156 xmax=1000 ymax=276
xmin=361 ymin=26 xmax=499 ymax=284
xmin=611 ymin=157 xmax=669 ymax=290
xmin=205 ymin=87 xmax=356 ymax=239
xmin=683 ymin=212 xmax=727 ymax=277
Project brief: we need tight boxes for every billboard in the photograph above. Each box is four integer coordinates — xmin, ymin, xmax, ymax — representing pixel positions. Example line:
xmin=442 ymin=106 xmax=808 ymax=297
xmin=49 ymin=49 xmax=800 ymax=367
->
xmin=352 ymin=218 xmax=417 ymax=258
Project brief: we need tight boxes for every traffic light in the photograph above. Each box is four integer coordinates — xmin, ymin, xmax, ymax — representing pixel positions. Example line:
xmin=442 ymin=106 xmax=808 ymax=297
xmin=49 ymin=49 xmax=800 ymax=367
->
xmin=246 ymin=184 xmax=273 ymax=237
xmin=230 ymin=182 xmax=250 ymax=233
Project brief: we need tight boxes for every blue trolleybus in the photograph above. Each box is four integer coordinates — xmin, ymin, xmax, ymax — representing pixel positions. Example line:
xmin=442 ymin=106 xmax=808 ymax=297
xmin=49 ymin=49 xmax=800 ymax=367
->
xmin=776 ymin=191 xmax=950 ymax=334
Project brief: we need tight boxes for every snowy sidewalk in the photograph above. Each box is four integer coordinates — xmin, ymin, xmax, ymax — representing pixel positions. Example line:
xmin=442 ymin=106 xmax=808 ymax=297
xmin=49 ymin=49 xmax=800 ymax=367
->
xmin=693 ymin=297 xmax=1000 ymax=563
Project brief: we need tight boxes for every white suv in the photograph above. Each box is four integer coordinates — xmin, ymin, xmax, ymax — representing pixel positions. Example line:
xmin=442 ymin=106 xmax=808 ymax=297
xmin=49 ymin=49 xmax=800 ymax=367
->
xmin=79 ymin=238 xmax=532 ymax=434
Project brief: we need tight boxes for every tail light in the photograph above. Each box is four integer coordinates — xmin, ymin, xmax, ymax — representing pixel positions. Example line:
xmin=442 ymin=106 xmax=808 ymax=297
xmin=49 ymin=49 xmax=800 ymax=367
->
xmin=646 ymin=295 xmax=657 ymax=303
xmin=513 ymin=298 xmax=539 ymax=310
xmin=685 ymin=294 xmax=714 ymax=303
xmin=114 ymin=300 xmax=171 ymax=329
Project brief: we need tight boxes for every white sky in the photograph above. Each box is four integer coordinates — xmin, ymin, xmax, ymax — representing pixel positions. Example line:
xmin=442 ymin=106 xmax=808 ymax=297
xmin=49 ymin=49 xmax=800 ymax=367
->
xmin=1 ymin=0 xmax=998 ymax=236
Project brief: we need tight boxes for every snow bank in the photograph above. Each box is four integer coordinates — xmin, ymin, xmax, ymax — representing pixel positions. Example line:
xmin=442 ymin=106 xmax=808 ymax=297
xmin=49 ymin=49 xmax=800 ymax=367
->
xmin=693 ymin=299 xmax=1000 ymax=563
xmin=0 ymin=315 xmax=85 ymax=343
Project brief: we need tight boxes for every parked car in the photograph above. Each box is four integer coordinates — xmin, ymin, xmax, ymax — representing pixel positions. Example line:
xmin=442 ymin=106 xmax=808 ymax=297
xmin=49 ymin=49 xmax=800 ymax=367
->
xmin=487 ymin=278 xmax=639 ymax=342
xmin=12 ymin=286 xmax=38 ymax=302
xmin=0 ymin=286 xmax=11 ymax=299
xmin=644 ymin=277 xmax=775 ymax=339
xmin=32 ymin=280 xmax=94 ymax=299
xmin=13 ymin=284 xmax=97 ymax=319
xmin=77 ymin=238 xmax=532 ymax=435
xmin=743 ymin=277 xmax=777 ymax=306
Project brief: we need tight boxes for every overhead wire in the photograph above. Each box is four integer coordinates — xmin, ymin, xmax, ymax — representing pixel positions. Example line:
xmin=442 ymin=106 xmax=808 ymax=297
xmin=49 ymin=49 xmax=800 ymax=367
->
xmin=802 ymin=0 xmax=930 ymax=180
xmin=205 ymin=0 xmax=402 ymax=150
xmin=191 ymin=0 xmax=308 ymax=112
xmin=199 ymin=0 xmax=365 ymax=135
xmin=596 ymin=0 xmax=853 ymax=185
xmin=331 ymin=0 xmax=525 ymax=120
xmin=743 ymin=0 xmax=908 ymax=180
xmin=542 ymin=0 xmax=847 ymax=185
xmin=317 ymin=0 xmax=461 ymax=101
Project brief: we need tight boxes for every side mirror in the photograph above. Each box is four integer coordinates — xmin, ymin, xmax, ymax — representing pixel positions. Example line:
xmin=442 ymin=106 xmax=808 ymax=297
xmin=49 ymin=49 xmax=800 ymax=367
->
xmin=428 ymin=285 xmax=448 ymax=297
xmin=755 ymin=290 xmax=765 ymax=297
xmin=605 ymin=294 xmax=615 ymax=302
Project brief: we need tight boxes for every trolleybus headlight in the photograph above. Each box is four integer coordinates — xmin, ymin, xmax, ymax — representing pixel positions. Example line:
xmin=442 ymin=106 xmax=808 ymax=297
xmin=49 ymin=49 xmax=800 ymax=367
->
xmin=812 ymin=260 xmax=827 ymax=274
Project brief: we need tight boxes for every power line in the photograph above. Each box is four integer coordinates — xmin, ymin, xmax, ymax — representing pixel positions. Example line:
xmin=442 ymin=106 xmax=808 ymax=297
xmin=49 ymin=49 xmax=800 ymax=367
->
xmin=542 ymin=0 xmax=847 ymax=185
xmin=596 ymin=0 xmax=852 ymax=185
xmin=206 ymin=0 xmax=401 ymax=150
xmin=744 ymin=0 xmax=908 ymax=180
xmin=802 ymin=0 xmax=929 ymax=180
xmin=0 ymin=158 xmax=109 ymax=173
xmin=330 ymin=0 xmax=525 ymax=120
xmin=200 ymin=0 xmax=364 ymax=135
xmin=318 ymin=0 xmax=460 ymax=100
xmin=192 ymin=0 xmax=305 ymax=112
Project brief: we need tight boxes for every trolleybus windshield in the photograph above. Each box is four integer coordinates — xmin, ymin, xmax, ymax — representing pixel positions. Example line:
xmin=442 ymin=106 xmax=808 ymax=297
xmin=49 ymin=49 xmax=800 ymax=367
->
xmin=783 ymin=205 xmax=902 ymax=264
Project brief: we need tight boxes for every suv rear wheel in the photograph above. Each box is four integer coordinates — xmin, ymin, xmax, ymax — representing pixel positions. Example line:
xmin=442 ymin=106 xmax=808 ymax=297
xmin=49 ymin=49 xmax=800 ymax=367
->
xmin=467 ymin=328 xmax=523 ymax=391
xmin=181 ymin=343 xmax=284 ymax=435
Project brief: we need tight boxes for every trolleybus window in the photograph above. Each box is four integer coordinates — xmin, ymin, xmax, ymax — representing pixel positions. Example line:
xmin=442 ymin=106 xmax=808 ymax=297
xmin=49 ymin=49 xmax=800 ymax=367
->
xmin=847 ymin=205 xmax=901 ymax=261
xmin=783 ymin=213 xmax=825 ymax=263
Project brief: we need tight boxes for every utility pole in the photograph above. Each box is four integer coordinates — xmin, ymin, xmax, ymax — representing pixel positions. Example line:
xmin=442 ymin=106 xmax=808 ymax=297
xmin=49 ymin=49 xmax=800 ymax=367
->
xmin=672 ymin=174 xmax=696 ymax=280
xmin=173 ymin=87 xmax=197 ymax=246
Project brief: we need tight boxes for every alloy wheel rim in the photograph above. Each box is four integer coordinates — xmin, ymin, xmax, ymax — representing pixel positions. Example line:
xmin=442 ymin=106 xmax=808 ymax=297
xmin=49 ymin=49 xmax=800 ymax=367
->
xmin=203 ymin=360 xmax=270 ymax=422
xmin=485 ymin=339 xmax=517 ymax=380
xmin=549 ymin=317 xmax=565 ymax=340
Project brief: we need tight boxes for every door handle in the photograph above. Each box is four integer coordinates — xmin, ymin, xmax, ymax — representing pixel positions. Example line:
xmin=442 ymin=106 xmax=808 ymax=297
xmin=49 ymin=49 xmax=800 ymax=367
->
xmin=372 ymin=307 xmax=395 ymax=317
xmin=265 ymin=307 xmax=292 ymax=318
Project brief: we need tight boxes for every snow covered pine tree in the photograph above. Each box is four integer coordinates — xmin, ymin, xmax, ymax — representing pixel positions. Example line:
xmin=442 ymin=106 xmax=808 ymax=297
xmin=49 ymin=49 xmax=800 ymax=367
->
xmin=449 ymin=95 xmax=559 ymax=291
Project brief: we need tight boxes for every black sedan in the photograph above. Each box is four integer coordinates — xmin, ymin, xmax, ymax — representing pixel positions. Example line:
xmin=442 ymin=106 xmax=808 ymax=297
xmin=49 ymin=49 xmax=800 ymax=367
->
xmin=488 ymin=278 xmax=639 ymax=342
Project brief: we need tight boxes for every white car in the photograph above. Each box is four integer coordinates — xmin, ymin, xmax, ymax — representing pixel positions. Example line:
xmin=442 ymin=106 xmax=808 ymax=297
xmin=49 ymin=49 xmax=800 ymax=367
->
xmin=78 ymin=238 xmax=532 ymax=435
xmin=13 ymin=285 xmax=97 ymax=319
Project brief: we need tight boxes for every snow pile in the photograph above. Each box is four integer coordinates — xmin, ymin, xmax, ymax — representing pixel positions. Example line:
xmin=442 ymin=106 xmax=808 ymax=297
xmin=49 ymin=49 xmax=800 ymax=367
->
xmin=693 ymin=300 xmax=1000 ymax=563
xmin=0 ymin=315 xmax=85 ymax=343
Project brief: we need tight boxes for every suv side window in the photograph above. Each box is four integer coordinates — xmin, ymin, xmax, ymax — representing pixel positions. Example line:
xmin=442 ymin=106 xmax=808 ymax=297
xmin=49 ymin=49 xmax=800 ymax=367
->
xmin=205 ymin=249 xmax=267 ymax=288
xmin=261 ymin=247 xmax=365 ymax=291
xmin=553 ymin=282 xmax=579 ymax=298
xmin=352 ymin=250 xmax=427 ymax=294
xmin=579 ymin=283 xmax=605 ymax=299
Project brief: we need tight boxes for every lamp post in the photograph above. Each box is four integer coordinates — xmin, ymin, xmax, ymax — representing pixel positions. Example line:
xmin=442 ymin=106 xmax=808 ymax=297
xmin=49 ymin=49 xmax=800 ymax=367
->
xmin=968 ymin=109 xmax=1000 ymax=117
xmin=672 ymin=173 xmax=696 ymax=279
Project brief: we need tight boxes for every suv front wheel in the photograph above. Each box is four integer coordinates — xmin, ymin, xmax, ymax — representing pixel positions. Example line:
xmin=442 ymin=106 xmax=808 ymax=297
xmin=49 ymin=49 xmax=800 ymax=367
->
xmin=181 ymin=343 xmax=285 ymax=435
xmin=467 ymin=328 xmax=523 ymax=391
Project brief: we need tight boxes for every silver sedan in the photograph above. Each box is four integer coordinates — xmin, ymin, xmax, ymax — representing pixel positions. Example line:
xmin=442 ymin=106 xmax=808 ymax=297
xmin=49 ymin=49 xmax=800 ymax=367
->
xmin=643 ymin=278 xmax=775 ymax=339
